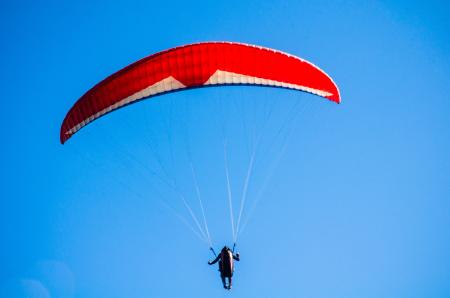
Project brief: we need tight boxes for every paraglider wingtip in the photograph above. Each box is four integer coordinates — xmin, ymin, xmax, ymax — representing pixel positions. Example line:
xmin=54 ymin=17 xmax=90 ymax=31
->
xmin=60 ymin=134 xmax=66 ymax=145
xmin=333 ymin=86 xmax=341 ymax=104
xmin=327 ymin=92 xmax=341 ymax=104
xmin=60 ymin=132 xmax=69 ymax=145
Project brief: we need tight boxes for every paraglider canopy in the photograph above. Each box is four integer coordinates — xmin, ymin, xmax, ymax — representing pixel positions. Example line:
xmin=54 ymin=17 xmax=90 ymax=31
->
xmin=60 ymin=42 xmax=340 ymax=144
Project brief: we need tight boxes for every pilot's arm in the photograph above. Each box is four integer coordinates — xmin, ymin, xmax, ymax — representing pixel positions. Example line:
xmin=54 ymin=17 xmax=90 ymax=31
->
xmin=208 ymin=255 xmax=221 ymax=265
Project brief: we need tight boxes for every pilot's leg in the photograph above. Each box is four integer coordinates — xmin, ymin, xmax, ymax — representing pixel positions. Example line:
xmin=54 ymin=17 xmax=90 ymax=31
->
xmin=228 ymin=277 xmax=232 ymax=289
xmin=221 ymin=274 xmax=227 ymax=289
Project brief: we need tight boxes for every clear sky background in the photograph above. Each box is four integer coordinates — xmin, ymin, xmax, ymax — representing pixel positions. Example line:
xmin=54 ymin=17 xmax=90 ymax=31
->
xmin=1 ymin=0 xmax=449 ymax=297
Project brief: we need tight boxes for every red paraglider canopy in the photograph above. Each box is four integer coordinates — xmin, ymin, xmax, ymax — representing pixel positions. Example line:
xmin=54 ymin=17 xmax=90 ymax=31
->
xmin=60 ymin=42 xmax=340 ymax=144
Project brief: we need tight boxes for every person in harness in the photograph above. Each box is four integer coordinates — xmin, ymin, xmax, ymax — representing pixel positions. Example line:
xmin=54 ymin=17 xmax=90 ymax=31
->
xmin=208 ymin=246 xmax=240 ymax=289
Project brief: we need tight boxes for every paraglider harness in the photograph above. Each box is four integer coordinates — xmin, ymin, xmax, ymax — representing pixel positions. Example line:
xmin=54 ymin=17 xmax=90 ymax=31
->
xmin=209 ymin=244 xmax=238 ymax=277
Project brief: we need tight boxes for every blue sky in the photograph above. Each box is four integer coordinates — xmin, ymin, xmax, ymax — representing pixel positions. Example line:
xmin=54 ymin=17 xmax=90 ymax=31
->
xmin=1 ymin=0 xmax=449 ymax=297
